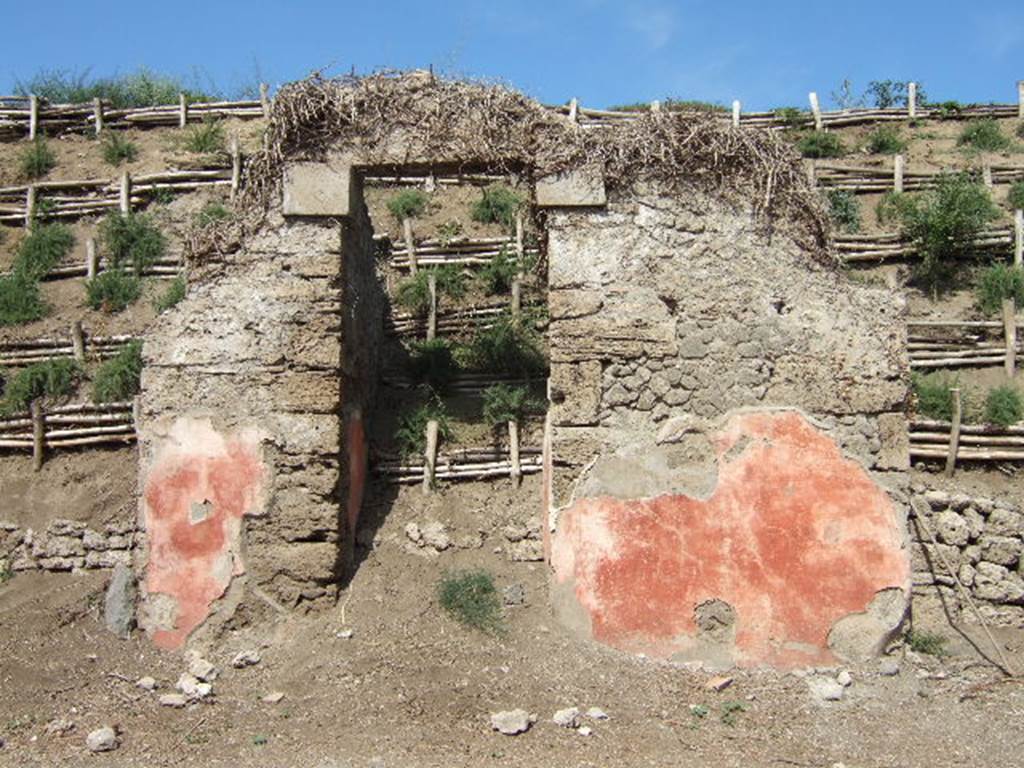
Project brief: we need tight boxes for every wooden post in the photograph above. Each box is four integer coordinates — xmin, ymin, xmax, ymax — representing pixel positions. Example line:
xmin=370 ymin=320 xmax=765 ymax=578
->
xmin=402 ymin=217 xmax=418 ymax=274
xmin=945 ymin=388 xmax=962 ymax=478
xmin=119 ymin=170 xmax=131 ymax=214
xmin=92 ymin=97 xmax=104 ymax=135
xmin=1018 ymin=81 xmax=1024 ymax=120
xmin=894 ymin=154 xmax=905 ymax=193
xmin=85 ymin=237 xmax=98 ymax=279
xmin=426 ymin=273 xmax=437 ymax=341
xmin=259 ymin=83 xmax=271 ymax=118
xmin=731 ymin=99 xmax=741 ymax=128
xmin=28 ymin=94 xmax=38 ymax=140
xmin=508 ymin=419 xmax=521 ymax=484
xmin=650 ymin=100 xmax=661 ymax=113
xmin=422 ymin=419 xmax=439 ymax=492
xmin=907 ymin=82 xmax=917 ymax=119
xmin=178 ymin=93 xmax=188 ymax=128
xmin=511 ymin=278 xmax=522 ymax=316
xmin=230 ymin=135 xmax=241 ymax=200
xmin=70 ymin=321 xmax=86 ymax=363
xmin=568 ymin=98 xmax=578 ymax=123
xmin=805 ymin=159 xmax=817 ymax=186
xmin=1004 ymin=298 xmax=1017 ymax=379
xmin=1015 ymin=209 xmax=1023 ymax=268
xmin=983 ymin=163 xmax=993 ymax=189
xmin=25 ymin=185 xmax=35 ymax=228
xmin=31 ymin=400 xmax=45 ymax=472
xmin=808 ymin=92 xmax=822 ymax=131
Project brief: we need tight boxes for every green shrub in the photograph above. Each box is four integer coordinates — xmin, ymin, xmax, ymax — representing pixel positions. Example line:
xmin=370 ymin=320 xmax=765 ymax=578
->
xmin=478 ymin=247 xmax=525 ymax=295
xmin=86 ymin=270 xmax=141 ymax=312
xmin=98 ymin=211 xmax=165 ymax=273
xmin=408 ymin=338 xmax=458 ymax=392
xmin=481 ymin=383 xmax=540 ymax=426
xmin=0 ymin=274 xmax=46 ymax=326
xmin=663 ymin=99 xmax=726 ymax=113
xmin=437 ymin=570 xmax=503 ymax=634
xmin=1 ymin=358 xmax=80 ymax=415
xmin=436 ymin=219 xmax=463 ymax=245
xmin=985 ymin=386 xmax=1024 ymax=427
xmin=958 ymin=119 xmax=1011 ymax=152
xmin=932 ymin=101 xmax=965 ymax=119
xmin=395 ymin=266 xmax=466 ymax=315
xmin=774 ymin=107 xmax=806 ymax=128
xmin=12 ymin=223 xmax=74 ymax=281
xmin=1008 ymin=180 xmax=1024 ymax=211
xmin=15 ymin=68 xmax=216 ymax=108
xmin=92 ymin=341 xmax=143 ymax=403
xmin=19 ymin=138 xmax=55 ymax=179
xmin=976 ymin=264 xmax=1024 ymax=314
xmin=181 ymin=119 xmax=225 ymax=154
xmin=195 ymin=201 xmax=233 ymax=228
xmin=154 ymin=276 xmax=186 ymax=312
xmin=865 ymin=126 xmax=906 ymax=155
xmin=891 ymin=174 xmax=1000 ymax=296
xmin=471 ymin=185 xmax=523 ymax=229
xmin=386 ymin=189 xmax=428 ymax=222
xmin=906 ymin=629 xmax=948 ymax=656
xmin=826 ymin=190 xmax=860 ymax=233
xmin=912 ymin=372 xmax=958 ymax=421
xmin=876 ymin=190 xmax=914 ymax=227
xmin=865 ymin=80 xmax=923 ymax=109
xmin=459 ymin=314 xmax=546 ymax=377
xmin=100 ymin=133 xmax=138 ymax=165
xmin=394 ymin=397 xmax=452 ymax=457
xmin=796 ymin=132 xmax=844 ymax=159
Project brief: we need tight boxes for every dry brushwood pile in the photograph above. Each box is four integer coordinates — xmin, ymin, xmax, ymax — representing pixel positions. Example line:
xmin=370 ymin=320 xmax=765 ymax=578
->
xmin=237 ymin=71 xmax=830 ymax=257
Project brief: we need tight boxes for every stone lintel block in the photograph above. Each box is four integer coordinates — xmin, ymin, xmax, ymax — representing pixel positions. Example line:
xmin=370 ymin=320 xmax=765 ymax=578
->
xmin=535 ymin=167 xmax=606 ymax=208
xmin=283 ymin=161 xmax=355 ymax=217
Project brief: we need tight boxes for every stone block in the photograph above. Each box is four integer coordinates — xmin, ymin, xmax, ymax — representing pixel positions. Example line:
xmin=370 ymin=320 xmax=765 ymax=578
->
xmin=875 ymin=413 xmax=909 ymax=471
xmin=535 ymin=167 xmax=606 ymax=208
xmin=549 ymin=361 xmax=602 ymax=426
xmin=283 ymin=162 xmax=355 ymax=217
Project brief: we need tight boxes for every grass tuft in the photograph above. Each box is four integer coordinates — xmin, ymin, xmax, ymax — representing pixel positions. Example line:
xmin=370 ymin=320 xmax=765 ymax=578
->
xmin=912 ymin=372 xmax=958 ymax=421
xmin=471 ymin=185 xmax=523 ymax=229
xmin=906 ymin=629 xmax=948 ymax=656
xmin=481 ymin=383 xmax=541 ymax=426
xmin=394 ymin=396 xmax=452 ymax=457
xmin=958 ymin=119 xmax=1011 ymax=152
xmin=865 ymin=126 xmax=907 ymax=155
xmin=394 ymin=266 xmax=466 ymax=315
xmin=100 ymin=133 xmax=138 ymax=165
xmin=387 ymin=189 xmax=429 ymax=222
xmin=180 ymin=119 xmax=225 ymax=154
xmin=98 ymin=211 xmax=165 ymax=273
xmin=478 ymin=247 xmax=532 ymax=295
xmin=975 ymin=264 xmax=1024 ymax=315
xmin=12 ymin=224 xmax=74 ymax=281
xmin=459 ymin=313 xmax=546 ymax=377
xmin=985 ymin=385 xmax=1023 ymax=427
xmin=0 ymin=274 xmax=47 ymax=326
xmin=437 ymin=570 xmax=504 ymax=634
xmin=19 ymin=138 xmax=56 ymax=179
xmin=154 ymin=276 xmax=186 ymax=312
xmin=1 ymin=358 xmax=81 ymax=415
xmin=86 ymin=270 xmax=141 ymax=313
xmin=92 ymin=341 xmax=143 ymax=403
xmin=407 ymin=338 xmax=458 ymax=393
xmin=1008 ymin=180 xmax=1024 ymax=211
xmin=826 ymin=190 xmax=860 ymax=234
xmin=16 ymin=67 xmax=217 ymax=108
xmin=796 ymin=132 xmax=844 ymax=159
xmin=195 ymin=201 xmax=233 ymax=228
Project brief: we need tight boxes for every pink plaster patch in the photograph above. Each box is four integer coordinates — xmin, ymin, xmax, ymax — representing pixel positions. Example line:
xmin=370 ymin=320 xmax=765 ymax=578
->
xmin=144 ymin=426 xmax=264 ymax=649
xmin=346 ymin=413 xmax=367 ymax=535
xmin=551 ymin=411 xmax=909 ymax=667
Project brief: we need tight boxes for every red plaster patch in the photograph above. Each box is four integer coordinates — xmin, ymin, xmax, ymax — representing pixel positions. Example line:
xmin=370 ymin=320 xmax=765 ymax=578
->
xmin=551 ymin=411 xmax=909 ymax=667
xmin=346 ymin=414 xmax=367 ymax=535
xmin=145 ymin=439 xmax=264 ymax=649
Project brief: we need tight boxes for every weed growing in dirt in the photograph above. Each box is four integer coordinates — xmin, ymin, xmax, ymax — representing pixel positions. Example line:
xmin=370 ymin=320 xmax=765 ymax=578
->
xmin=16 ymin=68 xmax=217 ymax=108
xmin=195 ymin=201 xmax=233 ymax=228
xmin=796 ymin=132 xmax=844 ymax=159
xmin=151 ymin=186 xmax=177 ymax=205
xmin=689 ymin=704 xmax=709 ymax=719
xmin=478 ymin=247 xmax=534 ymax=295
xmin=985 ymin=385 xmax=1024 ymax=427
xmin=481 ymin=383 xmax=541 ymax=426
xmin=1008 ymin=180 xmax=1024 ymax=211
xmin=154 ymin=276 xmax=186 ymax=312
xmin=458 ymin=313 xmax=546 ymax=378
xmin=773 ymin=107 xmax=806 ymax=128
xmin=86 ymin=270 xmax=141 ymax=312
xmin=181 ymin=119 xmax=225 ymax=154
xmin=0 ymin=275 xmax=46 ymax=326
xmin=719 ymin=701 xmax=746 ymax=727
xmin=99 ymin=211 xmax=165 ymax=273
xmin=876 ymin=191 xmax=913 ymax=227
xmin=958 ymin=119 xmax=1012 ymax=153
xmin=92 ymin=341 xmax=143 ymax=403
xmin=101 ymin=133 xmax=138 ymax=165
xmin=407 ymin=338 xmax=458 ymax=393
xmin=907 ymin=629 xmax=948 ymax=656
xmin=19 ymin=138 xmax=56 ymax=179
xmin=826 ymin=190 xmax=860 ymax=234
xmin=1 ymin=358 xmax=81 ymax=415
xmin=394 ymin=395 xmax=452 ymax=457
xmin=975 ymin=264 xmax=1024 ymax=315
xmin=912 ymin=372 xmax=958 ymax=421
xmin=437 ymin=219 xmax=463 ymax=245
xmin=395 ymin=265 xmax=466 ymax=315
xmin=387 ymin=189 xmax=429 ymax=222
xmin=12 ymin=223 xmax=74 ymax=281
xmin=865 ymin=126 xmax=907 ymax=155
xmin=471 ymin=185 xmax=523 ymax=229
xmin=438 ymin=570 xmax=504 ymax=634
xmin=0 ymin=561 xmax=10 ymax=584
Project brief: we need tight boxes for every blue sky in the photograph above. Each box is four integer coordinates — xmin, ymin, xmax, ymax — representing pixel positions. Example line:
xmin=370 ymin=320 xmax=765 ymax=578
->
xmin=4 ymin=1 xmax=1023 ymax=110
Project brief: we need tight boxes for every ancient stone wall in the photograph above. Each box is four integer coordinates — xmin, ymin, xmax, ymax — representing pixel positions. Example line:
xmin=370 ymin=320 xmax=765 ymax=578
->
xmin=137 ymin=187 xmax=383 ymax=648
xmin=544 ymin=183 xmax=912 ymax=667
xmin=2 ymin=518 xmax=134 ymax=573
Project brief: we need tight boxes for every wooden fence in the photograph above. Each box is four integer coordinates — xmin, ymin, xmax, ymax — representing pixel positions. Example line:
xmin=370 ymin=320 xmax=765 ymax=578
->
xmin=908 ymin=311 xmax=1019 ymax=373
xmin=815 ymin=160 xmax=1024 ymax=195
xmin=375 ymin=443 xmax=542 ymax=485
xmin=0 ymin=327 xmax=137 ymax=366
xmin=910 ymin=418 xmax=1024 ymax=467
xmin=836 ymin=224 xmax=1023 ymax=265
xmin=0 ymin=400 xmax=135 ymax=468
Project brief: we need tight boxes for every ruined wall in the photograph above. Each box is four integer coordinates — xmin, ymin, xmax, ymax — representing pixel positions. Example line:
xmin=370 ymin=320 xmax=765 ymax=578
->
xmin=544 ymin=183 xmax=911 ymax=667
xmin=2 ymin=518 xmax=134 ymax=573
xmin=137 ymin=188 xmax=382 ymax=648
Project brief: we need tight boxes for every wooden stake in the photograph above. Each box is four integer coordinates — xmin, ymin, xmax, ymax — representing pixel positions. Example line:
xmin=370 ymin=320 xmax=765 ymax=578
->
xmin=259 ymin=83 xmax=271 ymax=118
xmin=31 ymin=400 xmax=45 ymax=472
xmin=70 ymin=321 xmax=85 ymax=363
xmin=907 ymin=82 xmax=917 ymax=119
xmin=1004 ymin=298 xmax=1017 ymax=379
xmin=25 ymin=185 xmax=35 ymax=228
xmin=230 ymin=135 xmax=241 ymax=199
xmin=808 ymin=92 xmax=822 ymax=131
xmin=511 ymin=278 xmax=522 ymax=316
xmin=1015 ymin=209 xmax=1023 ymax=268
xmin=568 ymin=98 xmax=578 ymax=123
xmin=426 ymin=273 xmax=437 ymax=341
xmin=178 ymin=93 xmax=188 ymax=128
xmin=893 ymin=154 xmax=905 ymax=193
xmin=731 ymin=99 xmax=741 ymax=128
xmin=650 ymin=100 xmax=661 ymax=113
xmin=508 ymin=420 xmax=521 ymax=484
xmin=402 ymin=217 xmax=418 ymax=274
xmin=422 ymin=419 xmax=439 ymax=492
xmin=86 ymin=237 xmax=98 ymax=279
xmin=28 ymin=94 xmax=38 ymax=140
xmin=983 ymin=163 xmax=993 ymax=189
xmin=93 ymin=97 xmax=104 ymax=135
xmin=945 ymin=388 xmax=962 ymax=477
xmin=805 ymin=159 xmax=816 ymax=186
xmin=119 ymin=170 xmax=131 ymax=214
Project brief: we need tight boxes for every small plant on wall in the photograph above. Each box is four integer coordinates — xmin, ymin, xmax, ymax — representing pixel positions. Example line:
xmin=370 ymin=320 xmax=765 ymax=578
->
xmin=471 ymin=184 xmax=522 ymax=229
xmin=387 ymin=189 xmax=429 ymax=222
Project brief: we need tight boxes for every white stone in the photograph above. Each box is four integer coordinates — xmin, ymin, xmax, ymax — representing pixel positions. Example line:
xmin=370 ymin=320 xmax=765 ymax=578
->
xmin=578 ymin=726 xmax=593 ymax=736
xmin=490 ymin=709 xmax=534 ymax=735
xmin=136 ymin=676 xmax=157 ymax=691
xmin=231 ymin=650 xmax=261 ymax=668
xmin=262 ymin=691 xmax=285 ymax=704
xmin=553 ymin=707 xmax=580 ymax=728
xmin=836 ymin=670 xmax=853 ymax=687
xmin=188 ymin=656 xmax=218 ymax=682
xmin=807 ymin=676 xmax=845 ymax=703
xmin=158 ymin=694 xmax=188 ymax=708
xmin=86 ymin=726 xmax=118 ymax=752
xmin=585 ymin=707 xmax=609 ymax=720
